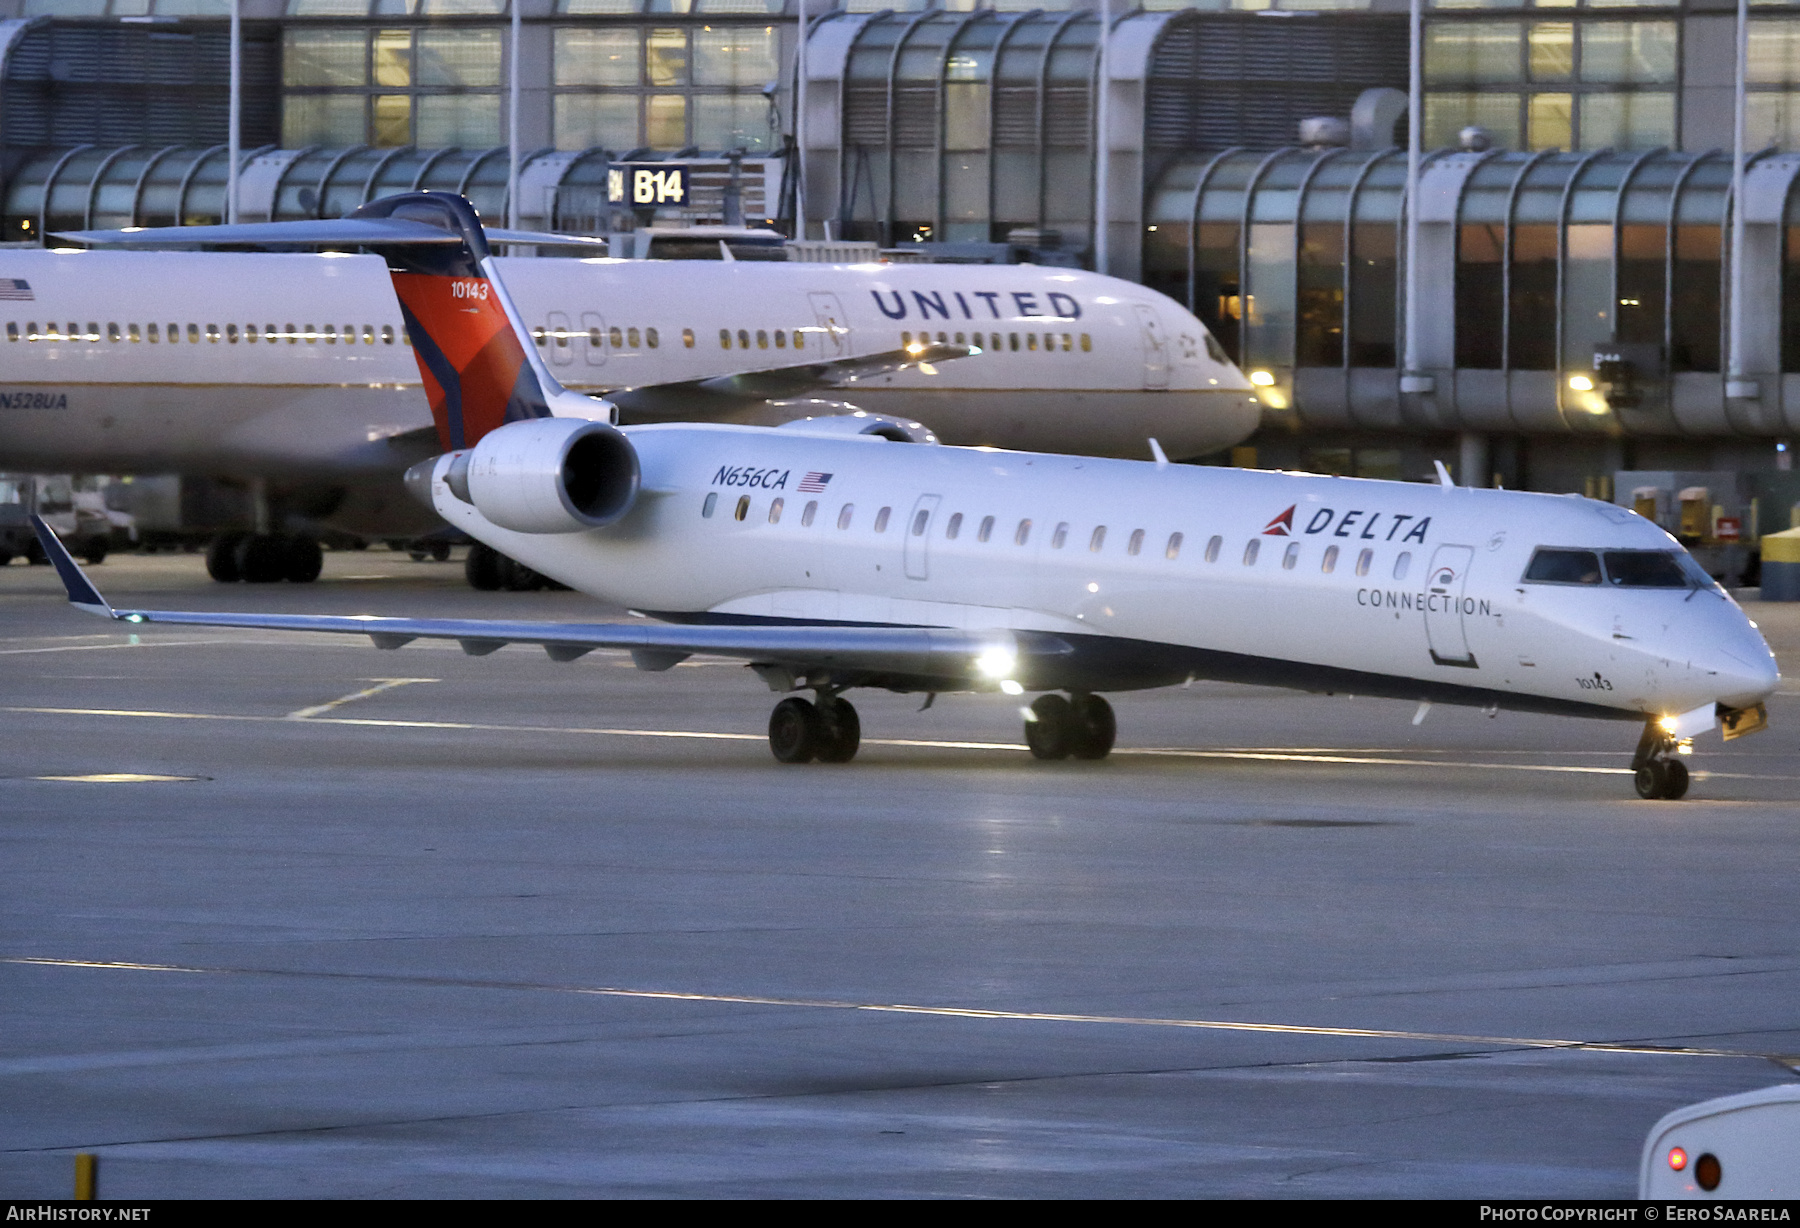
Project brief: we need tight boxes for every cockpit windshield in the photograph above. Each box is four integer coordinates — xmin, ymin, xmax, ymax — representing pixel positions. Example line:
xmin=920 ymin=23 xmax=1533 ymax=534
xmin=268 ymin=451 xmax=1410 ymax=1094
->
xmin=1522 ymin=547 xmax=1714 ymax=589
xmin=1601 ymin=550 xmax=1700 ymax=588
xmin=1522 ymin=548 xmax=1601 ymax=585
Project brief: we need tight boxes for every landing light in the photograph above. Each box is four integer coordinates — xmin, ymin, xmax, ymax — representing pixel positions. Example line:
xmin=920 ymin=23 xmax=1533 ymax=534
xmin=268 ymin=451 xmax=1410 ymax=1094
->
xmin=1659 ymin=715 xmax=1680 ymax=733
xmin=1087 ymin=582 xmax=1099 ymax=593
xmin=999 ymin=680 xmax=1024 ymax=695
xmin=1249 ymin=370 xmax=1276 ymax=387
xmin=125 ymin=614 xmax=145 ymax=623
xmin=1569 ymin=374 xmax=1595 ymax=392
xmin=974 ymin=646 xmax=1016 ymax=680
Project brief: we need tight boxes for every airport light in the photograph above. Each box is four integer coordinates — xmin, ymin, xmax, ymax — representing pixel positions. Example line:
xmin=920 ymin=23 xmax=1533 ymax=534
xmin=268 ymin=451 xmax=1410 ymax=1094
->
xmin=1249 ymin=370 xmax=1276 ymax=387
xmin=1568 ymin=374 xmax=1595 ymax=392
xmin=1668 ymin=1146 xmax=1688 ymax=1171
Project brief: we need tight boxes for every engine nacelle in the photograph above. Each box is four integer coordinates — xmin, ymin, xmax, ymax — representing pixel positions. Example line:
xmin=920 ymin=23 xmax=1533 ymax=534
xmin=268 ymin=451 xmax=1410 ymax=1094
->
xmin=445 ymin=418 xmax=640 ymax=534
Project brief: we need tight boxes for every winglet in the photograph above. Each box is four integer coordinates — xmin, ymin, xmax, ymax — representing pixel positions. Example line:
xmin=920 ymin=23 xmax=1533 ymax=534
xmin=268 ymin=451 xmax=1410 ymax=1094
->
xmin=28 ymin=515 xmax=112 ymax=615
xmin=1433 ymin=460 xmax=1456 ymax=489
xmin=1149 ymin=437 xmax=1170 ymax=469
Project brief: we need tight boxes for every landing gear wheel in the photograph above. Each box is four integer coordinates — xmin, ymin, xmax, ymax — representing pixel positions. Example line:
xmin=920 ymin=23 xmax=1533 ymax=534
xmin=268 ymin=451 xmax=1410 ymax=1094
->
xmin=769 ymin=697 xmax=822 ymax=763
xmin=206 ymin=531 xmax=249 ymax=582
xmin=1025 ymin=693 xmax=1073 ymax=760
xmin=81 ymin=540 xmax=108 ymax=566
xmin=24 ymin=540 xmax=48 ymax=566
xmin=1634 ymin=757 xmax=1691 ymax=800
xmin=814 ymin=697 xmax=861 ymax=763
xmin=465 ymin=542 xmax=503 ymax=590
xmin=1068 ymin=693 xmax=1116 ymax=760
xmin=429 ymin=539 xmax=452 ymax=562
xmin=282 ymin=534 xmax=323 ymax=583
xmin=235 ymin=533 xmax=288 ymax=583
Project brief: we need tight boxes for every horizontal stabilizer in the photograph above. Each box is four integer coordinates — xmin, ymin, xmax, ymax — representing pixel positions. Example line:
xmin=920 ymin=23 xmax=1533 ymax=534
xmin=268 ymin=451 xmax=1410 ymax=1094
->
xmin=54 ymin=221 xmax=610 ymax=250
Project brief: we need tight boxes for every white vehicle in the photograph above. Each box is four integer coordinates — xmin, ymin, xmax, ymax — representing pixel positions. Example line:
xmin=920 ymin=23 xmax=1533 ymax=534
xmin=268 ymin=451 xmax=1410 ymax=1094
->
xmin=0 ymin=236 xmax=1257 ymax=580
xmin=33 ymin=193 xmax=1778 ymax=798
xmin=1640 ymin=1084 xmax=1800 ymax=1198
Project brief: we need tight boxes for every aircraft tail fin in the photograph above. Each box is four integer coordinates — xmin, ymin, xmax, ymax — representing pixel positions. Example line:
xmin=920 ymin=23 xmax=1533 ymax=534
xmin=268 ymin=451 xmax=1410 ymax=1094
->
xmin=347 ymin=193 xmax=563 ymax=452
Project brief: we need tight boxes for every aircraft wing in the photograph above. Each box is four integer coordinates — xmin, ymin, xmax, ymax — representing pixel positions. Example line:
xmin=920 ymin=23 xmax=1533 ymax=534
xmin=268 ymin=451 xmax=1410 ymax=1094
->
xmin=605 ymin=341 xmax=978 ymax=416
xmin=30 ymin=516 xmax=1066 ymax=684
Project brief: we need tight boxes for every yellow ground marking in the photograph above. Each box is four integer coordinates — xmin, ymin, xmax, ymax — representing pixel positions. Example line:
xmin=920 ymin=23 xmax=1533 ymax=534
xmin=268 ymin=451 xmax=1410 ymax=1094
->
xmin=286 ymin=678 xmax=439 ymax=721
xmin=4 ymin=704 xmax=1798 ymax=779
xmin=31 ymin=774 xmax=199 ymax=783
xmin=2 ymin=955 xmax=1790 ymax=1065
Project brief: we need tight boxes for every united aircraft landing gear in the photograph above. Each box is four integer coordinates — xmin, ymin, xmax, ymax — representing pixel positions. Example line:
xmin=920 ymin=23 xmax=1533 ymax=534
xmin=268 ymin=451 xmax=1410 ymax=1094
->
xmin=205 ymin=532 xmax=323 ymax=583
xmin=1631 ymin=720 xmax=1691 ymax=800
xmin=1024 ymin=692 xmax=1116 ymax=761
xmin=768 ymin=693 xmax=861 ymax=764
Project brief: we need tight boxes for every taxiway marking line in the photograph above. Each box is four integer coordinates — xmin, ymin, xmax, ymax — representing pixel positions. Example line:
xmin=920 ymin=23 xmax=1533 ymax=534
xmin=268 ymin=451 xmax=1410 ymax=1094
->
xmin=1 ymin=956 xmax=1787 ymax=1064
xmin=286 ymin=678 xmax=439 ymax=721
xmin=0 ymin=638 xmax=241 ymax=656
xmin=7 ymin=704 xmax=1799 ymax=778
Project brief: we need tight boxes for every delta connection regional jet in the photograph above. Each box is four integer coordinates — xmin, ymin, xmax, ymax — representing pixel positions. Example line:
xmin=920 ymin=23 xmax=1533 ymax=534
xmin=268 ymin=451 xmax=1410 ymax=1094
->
xmin=34 ymin=192 xmax=1779 ymax=799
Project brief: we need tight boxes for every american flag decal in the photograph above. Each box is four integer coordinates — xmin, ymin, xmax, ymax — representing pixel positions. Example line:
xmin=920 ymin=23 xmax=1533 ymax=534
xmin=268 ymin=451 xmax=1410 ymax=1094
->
xmin=797 ymin=472 xmax=832 ymax=493
xmin=0 ymin=279 xmax=31 ymax=301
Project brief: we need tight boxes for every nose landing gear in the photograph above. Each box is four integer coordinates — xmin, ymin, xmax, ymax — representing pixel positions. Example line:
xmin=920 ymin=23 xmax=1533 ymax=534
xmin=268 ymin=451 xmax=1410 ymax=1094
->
xmin=768 ymin=693 xmax=861 ymax=764
xmin=1632 ymin=720 xmax=1691 ymax=800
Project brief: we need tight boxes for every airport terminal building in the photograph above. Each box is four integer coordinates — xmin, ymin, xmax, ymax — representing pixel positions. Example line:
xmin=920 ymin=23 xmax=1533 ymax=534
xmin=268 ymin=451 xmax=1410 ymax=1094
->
xmin=1 ymin=0 xmax=1798 ymax=518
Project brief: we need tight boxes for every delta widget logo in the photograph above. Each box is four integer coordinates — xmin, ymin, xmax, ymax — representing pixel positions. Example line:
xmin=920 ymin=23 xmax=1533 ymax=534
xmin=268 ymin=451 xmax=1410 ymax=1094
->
xmin=1261 ymin=506 xmax=1295 ymax=536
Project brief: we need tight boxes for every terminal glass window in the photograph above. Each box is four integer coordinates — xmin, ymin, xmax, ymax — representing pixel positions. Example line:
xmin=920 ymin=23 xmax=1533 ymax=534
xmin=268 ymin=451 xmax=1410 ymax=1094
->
xmin=1456 ymin=222 xmax=1505 ymax=369
xmin=1424 ymin=17 xmax=1675 ymax=150
xmin=283 ymin=27 xmax=503 ymax=147
xmin=552 ymin=24 xmax=777 ymax=151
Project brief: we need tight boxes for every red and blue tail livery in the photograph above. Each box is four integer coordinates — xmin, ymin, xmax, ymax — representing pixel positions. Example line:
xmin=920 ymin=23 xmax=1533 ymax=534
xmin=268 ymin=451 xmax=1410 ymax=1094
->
xmin=347 ymin=194 xmax=553 ymax=451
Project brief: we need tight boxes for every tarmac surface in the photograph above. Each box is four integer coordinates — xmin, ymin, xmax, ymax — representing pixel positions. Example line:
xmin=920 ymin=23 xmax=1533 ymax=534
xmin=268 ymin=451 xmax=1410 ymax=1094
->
xmin=1 ymin=547 xmax=1797 ymax=1199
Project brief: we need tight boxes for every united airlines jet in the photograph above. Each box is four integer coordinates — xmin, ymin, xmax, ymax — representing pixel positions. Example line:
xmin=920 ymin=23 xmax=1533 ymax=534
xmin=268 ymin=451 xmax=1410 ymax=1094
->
xmin=0 ymin=241 xmax=1257 ymax=579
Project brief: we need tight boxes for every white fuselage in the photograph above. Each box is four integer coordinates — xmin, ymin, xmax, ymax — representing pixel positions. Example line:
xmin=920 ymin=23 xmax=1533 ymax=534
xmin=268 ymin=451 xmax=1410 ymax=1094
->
xmin=433 ymin=424 xmax=1780 ymax=720
xmin=0 ymin=250 xmax=1258 ymax=480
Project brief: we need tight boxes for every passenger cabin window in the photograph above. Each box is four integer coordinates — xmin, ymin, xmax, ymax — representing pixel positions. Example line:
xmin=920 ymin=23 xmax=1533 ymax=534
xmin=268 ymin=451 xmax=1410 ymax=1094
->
xmin=978 ymin=515 xmax=995 ymax=542
xmin=719 ymin=328 xmax=731 ymax=349
xmin=702 ymin=492 xmax=718 ymax=518
xmin=1165 ymin=532 xmax=1183 ymax=560
xmin=945 ymin=512 xmax=962 ymax=539
xmin=1051 ymin=522 xmax=1069 ymax=549
xmin=1089 ymin=526 xmax=1106 ymax=553
xmin=873 ymin=506 xmax=891 ymax=533
xmin=734 ymin=496 xmax=750 ymax=521
xmin=1204 ymin=534 xmax=1222 ymax=563
xmin=911 ymin=508 xmax=929 ymax=536
xmin=1243 ymin=539 xmax=1260 ymax=565
xmin=382 ymin=325 xmax=395 ymax=345
xmin=629 ymin=328 xmax=641 ymax=348
xmin=1522 ymin=548 xmax=1603 ymax=585
xmin=107 ymin=323 xmax=120 ymax=342
xmin=244 ymin=324 xmax=256 ymax=344
xmin=226 ymin=324 xmax=238 ymax=343
xmin=5 ymin=323 xmax=17 ymax=342
xmin=611 ymin=327 xmax=624 ymax=348
xmin=1322 ymin=545 xmax=1339 ymax=573
xmin=187 ymin=324 xmax=200 ymax=343
xmin=768 ymin=497 xmax=784 ymax=524
xmin=1015 ymin=519 xmax=1032 ymax=546
xmin=1128 ymin=529 xmax=1144 ymax=556
xmin=148 ymin=323 xmax=160 ymax=342
xmin=1283 ymin=542 xmax=1300 ymax=569
xmin=1080 ymin=333 xmax=1092 ymax=352
xmin=1393 ymin=551 xmax=1411 ymax=581
xmin=285 ymin=323 xmax=297 ymax=345
xmin=801 ymin=500 xmax=818 ymax=527
xmin=646 ymin=328 xmax=659 ymax=348
xmin=1356 ymin=548 xmax=1372 ymax=576
xmin=838 ymin=504 xmax=854 ymax=530
xmin=683 ymin=328 xmax=695 ymax=348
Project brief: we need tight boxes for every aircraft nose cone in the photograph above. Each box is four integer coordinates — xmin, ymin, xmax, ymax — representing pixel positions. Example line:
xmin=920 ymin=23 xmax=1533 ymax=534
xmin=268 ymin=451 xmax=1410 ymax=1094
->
xmin=1699 ymin=608 xmax=1781 ymax=709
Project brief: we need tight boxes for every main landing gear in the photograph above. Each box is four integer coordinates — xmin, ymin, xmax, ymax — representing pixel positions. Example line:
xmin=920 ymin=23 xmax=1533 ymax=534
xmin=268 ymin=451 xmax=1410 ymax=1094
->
xmin=205 ymin=532 xmax=323 ymax=584
xmin=768 ymin=694 xmax=861 ymax=764
xmin=1631 ymin=719 xmax=1691 ymax=801
xmin=1024 ymin=692 xmax=1116 ymax=761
